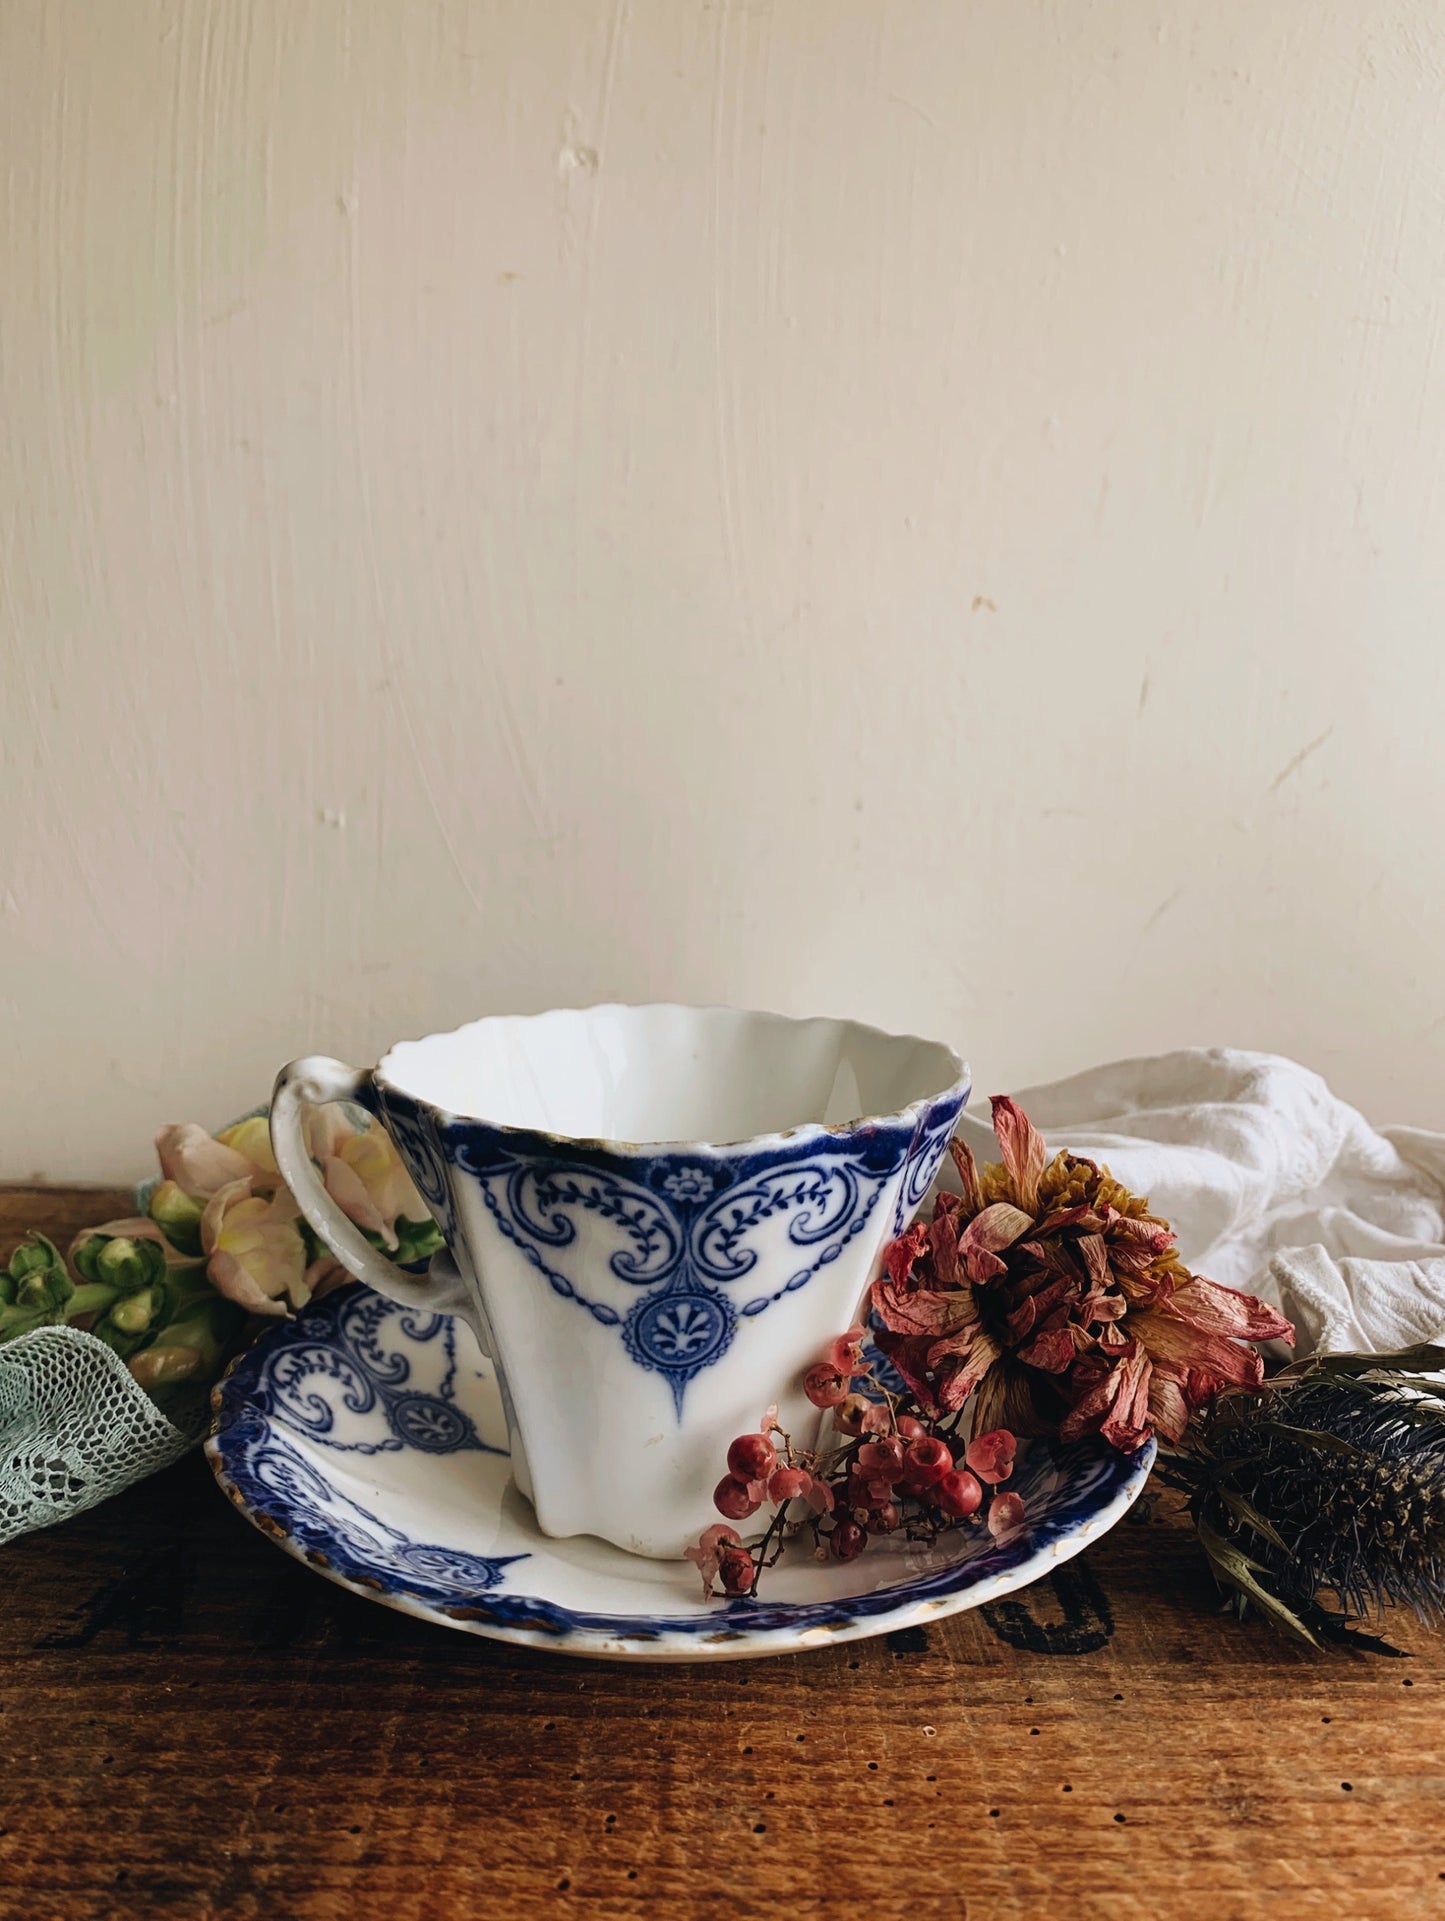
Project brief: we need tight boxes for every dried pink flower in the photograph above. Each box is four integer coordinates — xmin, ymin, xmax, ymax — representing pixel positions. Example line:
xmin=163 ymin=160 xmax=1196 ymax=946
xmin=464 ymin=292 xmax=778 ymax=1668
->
xmin=872 ymin=1096 xmax=1294 ymax=1449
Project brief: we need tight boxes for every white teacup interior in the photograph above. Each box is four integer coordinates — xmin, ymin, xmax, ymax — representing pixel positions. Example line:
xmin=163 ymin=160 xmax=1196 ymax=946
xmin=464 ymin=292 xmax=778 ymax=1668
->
xmin=380 ymin=1004 xmax=962 ymax=1145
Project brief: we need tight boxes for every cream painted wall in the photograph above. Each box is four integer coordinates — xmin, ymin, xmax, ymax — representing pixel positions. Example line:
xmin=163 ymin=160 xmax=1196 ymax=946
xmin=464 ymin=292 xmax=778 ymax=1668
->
xmin=3 ymin=0 xmax=1445 ymax=1181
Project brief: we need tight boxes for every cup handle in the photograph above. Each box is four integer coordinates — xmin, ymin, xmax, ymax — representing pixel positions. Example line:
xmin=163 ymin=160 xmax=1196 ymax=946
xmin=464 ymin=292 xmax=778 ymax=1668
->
xmin=269 ymin=1055 xmax=474 ymax=1328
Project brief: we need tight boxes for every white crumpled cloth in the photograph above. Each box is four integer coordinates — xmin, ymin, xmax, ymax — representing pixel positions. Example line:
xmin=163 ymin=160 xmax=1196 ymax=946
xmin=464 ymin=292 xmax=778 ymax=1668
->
xmin=953 ymin=1048 xmax=1445 ymax=1359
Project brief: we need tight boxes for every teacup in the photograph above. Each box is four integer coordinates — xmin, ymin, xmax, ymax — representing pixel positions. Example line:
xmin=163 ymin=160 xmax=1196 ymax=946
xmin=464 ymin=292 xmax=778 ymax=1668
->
xmin=271 ymin=1004 xmax=969 ymax=1559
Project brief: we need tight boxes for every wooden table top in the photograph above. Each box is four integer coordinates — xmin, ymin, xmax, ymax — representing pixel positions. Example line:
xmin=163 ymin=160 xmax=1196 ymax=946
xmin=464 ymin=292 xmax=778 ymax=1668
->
xmin=2 ymin=1184 xmax=1444 ymax=1920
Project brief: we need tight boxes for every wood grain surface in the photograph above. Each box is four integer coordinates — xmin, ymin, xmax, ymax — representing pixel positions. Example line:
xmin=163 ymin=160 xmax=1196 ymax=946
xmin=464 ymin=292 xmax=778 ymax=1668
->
xmin=2 ymin=1187 xmax=1443 ymax=1920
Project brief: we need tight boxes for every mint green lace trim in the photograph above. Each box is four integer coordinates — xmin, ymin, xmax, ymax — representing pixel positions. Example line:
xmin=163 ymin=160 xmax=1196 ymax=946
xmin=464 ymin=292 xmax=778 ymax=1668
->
xmin=0 ymin=1322 xmax=192 ymax=1545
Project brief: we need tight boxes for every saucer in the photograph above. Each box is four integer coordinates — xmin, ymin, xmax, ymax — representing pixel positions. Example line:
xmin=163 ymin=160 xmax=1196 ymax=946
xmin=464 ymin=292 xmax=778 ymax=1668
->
xmin=206 ymin=1284 xmax=1155 ymax=1663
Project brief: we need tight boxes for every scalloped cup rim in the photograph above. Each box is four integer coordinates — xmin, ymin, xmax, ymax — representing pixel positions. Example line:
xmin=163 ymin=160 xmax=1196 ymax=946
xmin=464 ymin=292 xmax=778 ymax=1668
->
xmin=374 ymin=1001 xmax=971 ymax=1155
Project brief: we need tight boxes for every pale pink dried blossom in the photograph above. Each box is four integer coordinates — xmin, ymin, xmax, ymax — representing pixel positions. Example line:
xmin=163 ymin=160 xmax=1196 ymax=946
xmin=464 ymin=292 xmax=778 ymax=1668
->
xmin=320 ymin=1121 xmax=430 ymax=1251
xmin=154 ymin=1123 xmax=267 ymax=1202
xmin=201 ymin=1179 xmax=308 ymax=1318
xmin=683 ymin=1522 xmax=743 ymax=1598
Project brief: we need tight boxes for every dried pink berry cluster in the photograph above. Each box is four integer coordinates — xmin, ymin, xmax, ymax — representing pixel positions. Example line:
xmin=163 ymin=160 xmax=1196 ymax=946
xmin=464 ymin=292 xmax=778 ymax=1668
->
xmin=686 ymin=1326 xmax=1025 ymax=1600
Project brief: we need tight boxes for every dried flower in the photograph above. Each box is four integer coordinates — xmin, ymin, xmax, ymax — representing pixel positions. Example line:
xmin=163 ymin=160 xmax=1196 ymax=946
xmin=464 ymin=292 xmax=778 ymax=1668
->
xmin=871 ymin=1096 xmax=1293 ymax=1450
xmin=303 ymin=1105 xmax=433 ymax=1254
xmin=988 ymin=1492 xmax=1028 ymax=1539
xmin=1158 ymin=1345 xmax=1445 ymax=1653
xmin=966 ymin=1429 xmax=1017 ymax=1484
xmin=201 ymin=1180 xmax=308 ymax=1318
xmin=1 ymin=1101 xmax=439 ymax=1429
xmin=154 ymin=1121 xmax=274 ymax=1200
xmin=683 ymin=1523 xmax=744 ymax=1598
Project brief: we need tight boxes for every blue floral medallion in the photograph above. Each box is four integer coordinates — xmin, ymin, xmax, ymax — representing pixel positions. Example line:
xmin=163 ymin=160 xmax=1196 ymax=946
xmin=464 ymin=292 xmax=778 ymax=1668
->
xmin=431 ymin=1108 xmax=962 ymax=1414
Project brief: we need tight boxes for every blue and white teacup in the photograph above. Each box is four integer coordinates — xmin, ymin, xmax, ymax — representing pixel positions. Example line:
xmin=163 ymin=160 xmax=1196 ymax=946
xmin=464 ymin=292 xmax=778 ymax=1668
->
xmin=272 ymin=1004 xmax=969 ymax=1559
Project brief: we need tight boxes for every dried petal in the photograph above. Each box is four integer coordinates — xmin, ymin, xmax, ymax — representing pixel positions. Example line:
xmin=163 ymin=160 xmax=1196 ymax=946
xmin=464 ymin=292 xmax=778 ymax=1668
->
xmin=1098 ymin=1345 xmax=1153 ymax=1452
xmin=872 ymin=1336 xmax=939 ymax=1408
xmin=988 ymin=1096 xmax=1048 ymax=1212
xmin=1016 ymin=1319 xmax=1075 ymax=1374
xmin=987 ymin=1492 xmax=1028 ymax=1539
xmin=1129 ymin=1306 xmax=1269 ymax=1389
xmin=883 ymin=1222 xmax=930 ymax=1287
xmin=154 ymin=1124 xmax=256 ymax=1202
xmin=948 ymin=1136 xmax=983 ymax=1215
xmin=201 ymin=1178 xmax=309 ymax=1314
xmin=958 ymin=1203 xmax=1034 ymax=1282
xmin=1075 ymin=1234 xmax=1111 ymax=1290
xmin=1102 ymin=1211 xmax=1177 ymax=1272
xmin=1143 ymin=1360 xmax=1193 ymax=1442
xmin=972 ymin=1357 xmax=1056 ymax=1437
xmin=928 ymin=1205 xmax=965 ymax=1290
xmin=1165 ymin=1274 xmax=1294 ymax=1345
xmin=871 ymin=1273 xmax=974 ymax=1339
xmin=923 ymin=1321 xmax=1004 ymax=1413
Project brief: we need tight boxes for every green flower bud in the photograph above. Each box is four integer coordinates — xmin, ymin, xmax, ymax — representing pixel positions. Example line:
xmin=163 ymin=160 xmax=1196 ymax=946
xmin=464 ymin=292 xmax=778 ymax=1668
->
xmin=71 ymin=1236 xmax=105 ymax=1286
xmin=10 ymin=1235 xmax=59 ymax=1281
xmin=15 ymin=1269 xmax=67 ymax=1310
xmin=147 ymin=1180 xmax=204 ymax=1257
xmin=126 ymin=1294 xmax=248 ymax=1424
xmin=388 ymin=1215 xmax=444 ymax=1270
xmin=91 ymin=1236 xmax=167 ymax=1295
xmin=7 ymin=1235 xmax=71 ymax=1312
xmin=108 ymin=1287 xmax=159 ymax=1335
xmin=128 ymin=1344 xmax=202 ymax=1388
xmin=90 ymin=1267 xmax=177 ymax=1360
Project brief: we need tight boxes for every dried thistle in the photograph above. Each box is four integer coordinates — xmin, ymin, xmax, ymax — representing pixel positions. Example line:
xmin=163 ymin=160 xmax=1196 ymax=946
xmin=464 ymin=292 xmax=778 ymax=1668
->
xmin=1157 ymin=1346 xmax=1445 ymax=1653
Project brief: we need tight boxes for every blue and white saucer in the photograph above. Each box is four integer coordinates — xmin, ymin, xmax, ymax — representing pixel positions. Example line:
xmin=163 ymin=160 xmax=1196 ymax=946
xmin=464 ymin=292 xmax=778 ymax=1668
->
xmin=207 ymin=1284 xmax=1155 ymax=1663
